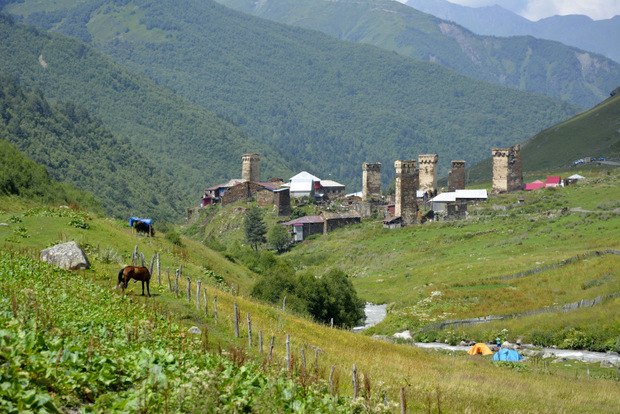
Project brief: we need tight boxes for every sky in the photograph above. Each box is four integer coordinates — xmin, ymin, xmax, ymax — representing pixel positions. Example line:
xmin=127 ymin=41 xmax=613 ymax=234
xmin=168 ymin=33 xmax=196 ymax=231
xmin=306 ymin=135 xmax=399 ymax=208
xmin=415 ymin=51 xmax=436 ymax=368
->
xmin=400 ymin=0 xmax=620 ymax=21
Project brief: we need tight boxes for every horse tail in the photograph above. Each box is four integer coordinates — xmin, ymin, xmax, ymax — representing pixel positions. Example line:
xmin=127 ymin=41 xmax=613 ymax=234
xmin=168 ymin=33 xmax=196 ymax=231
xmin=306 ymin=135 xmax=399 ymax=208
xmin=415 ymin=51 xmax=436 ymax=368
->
xmin=118 ymin=268 xmax=125 ymax=285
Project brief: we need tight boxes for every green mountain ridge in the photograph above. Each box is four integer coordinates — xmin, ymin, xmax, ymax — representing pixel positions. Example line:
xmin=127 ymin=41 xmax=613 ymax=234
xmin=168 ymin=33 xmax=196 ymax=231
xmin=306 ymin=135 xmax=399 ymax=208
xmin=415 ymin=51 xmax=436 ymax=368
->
xmin=466 ymin=89 xmax=620 ymax=183
xmin=213 ymin=0 xmax=620 ymax=109
xmin=1 ymin=0 xmax=581 ymax=190
xmin=0 ymin=75 xmax=187 ymax=221
xmin=405 ymin=0 xmax=620 ymax=63
xmin=0 ymin=13 xmax=301 ymax=219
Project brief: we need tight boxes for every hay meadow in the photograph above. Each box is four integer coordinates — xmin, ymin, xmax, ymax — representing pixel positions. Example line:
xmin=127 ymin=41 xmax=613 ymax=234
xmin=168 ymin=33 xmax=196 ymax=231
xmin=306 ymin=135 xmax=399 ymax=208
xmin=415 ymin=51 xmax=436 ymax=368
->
xmin=1 ymin=166 xmax=619 ymax=412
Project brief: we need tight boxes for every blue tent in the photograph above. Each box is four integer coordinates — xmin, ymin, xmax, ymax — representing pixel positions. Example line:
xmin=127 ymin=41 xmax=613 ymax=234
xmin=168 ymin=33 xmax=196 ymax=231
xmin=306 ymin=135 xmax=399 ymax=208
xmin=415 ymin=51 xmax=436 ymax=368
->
xmin=492 ymin=349 xmax=523 ymax=362
xmin=129 ymin=217 xmax=153 ymax=227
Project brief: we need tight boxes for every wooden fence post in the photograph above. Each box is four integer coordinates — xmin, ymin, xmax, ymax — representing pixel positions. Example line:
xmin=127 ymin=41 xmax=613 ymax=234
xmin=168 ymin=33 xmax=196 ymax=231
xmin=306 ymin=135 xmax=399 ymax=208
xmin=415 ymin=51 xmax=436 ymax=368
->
xmin=234 ymin=303 xmax=239 ymax=338
xmin=214 ymin=295 xmax=218 ymax=325
xmin=186 ymin=278 xmax=191 ymax=303
xmin=150 ymin=254 xmax=155 ymax=276
xmin=174 ymin=270 xmax=179 ymax=298
xmin=140 ymin=252 xmax=145 ymax=267
xmin=283 ymin=295 xmax=286 ymax=311
xmin=314 ymin=347 xmax=319 ymax=378
xmin=352 ymin=364 xmax=358 ymax=399
xmin=231 ymin=283 xmax=234 ymax=295
xmin=247 ymin=313 xmax=252 ymax=348
xmin=286 ymin=334 xmax=291 ymax=371
xmin=196 ymin=280 xmax=201 ymax=311
xmin=269 ymin=336 xmax=275 ymax=362
xmin=203 ymin=287 xmax=208 ymax=317
xmin=157 ymin=253 xmax=161 ymax=286
xmin=400 ymin=387 xmax=406 ymax=414
xmin=329 ymin=366 xmax=336 ymax=395
xmin=330 ymin=318 xmax=334 ymax=328
xmin=133 ymin=245 xmax=138 ymax=266
xmin=167 ymin=267 xmax=172 ymax=292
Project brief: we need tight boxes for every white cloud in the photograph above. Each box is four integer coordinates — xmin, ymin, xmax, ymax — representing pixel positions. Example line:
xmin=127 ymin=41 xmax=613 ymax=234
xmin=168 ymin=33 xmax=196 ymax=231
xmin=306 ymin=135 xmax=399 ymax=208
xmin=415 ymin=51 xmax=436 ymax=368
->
xmin=439 ymin=0 xmax=620 ymax=21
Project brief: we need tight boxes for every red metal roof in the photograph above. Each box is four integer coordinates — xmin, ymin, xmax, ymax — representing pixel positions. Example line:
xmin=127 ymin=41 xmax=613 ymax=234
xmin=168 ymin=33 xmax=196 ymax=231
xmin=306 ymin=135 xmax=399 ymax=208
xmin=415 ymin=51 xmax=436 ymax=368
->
xmin=546 ymin=176 xmax=561 ymax=184
xmin=524 ymin=182 xmax=546 ymax=191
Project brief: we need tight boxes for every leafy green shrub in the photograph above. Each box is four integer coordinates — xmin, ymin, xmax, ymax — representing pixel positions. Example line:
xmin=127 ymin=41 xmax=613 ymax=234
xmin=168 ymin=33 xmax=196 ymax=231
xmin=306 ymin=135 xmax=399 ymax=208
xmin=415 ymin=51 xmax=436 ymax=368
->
xmin=68 ymin=218 xmax=90 ymax=229
xmin=165 ymin=230 xmax=183 ymax=246
xmin=12 ymin=225 xmax=29 ymax=238
xmin=267 ymin=224 xmax=291 ymax=253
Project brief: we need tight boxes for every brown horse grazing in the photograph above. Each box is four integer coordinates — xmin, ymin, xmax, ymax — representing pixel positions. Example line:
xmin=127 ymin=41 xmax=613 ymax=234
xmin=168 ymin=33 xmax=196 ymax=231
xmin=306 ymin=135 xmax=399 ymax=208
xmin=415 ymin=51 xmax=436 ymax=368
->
xmin=117 ymin=266 xmax=151 ymax=297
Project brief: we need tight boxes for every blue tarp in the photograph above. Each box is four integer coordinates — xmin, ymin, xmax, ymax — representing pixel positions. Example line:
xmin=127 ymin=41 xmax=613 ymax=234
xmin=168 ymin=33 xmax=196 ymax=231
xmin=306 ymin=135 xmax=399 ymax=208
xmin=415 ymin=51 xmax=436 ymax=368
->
xmin=129 ymin=217 xmax=153 ymax=227
xmin=492 ymin=349 xmax=523 ymax=362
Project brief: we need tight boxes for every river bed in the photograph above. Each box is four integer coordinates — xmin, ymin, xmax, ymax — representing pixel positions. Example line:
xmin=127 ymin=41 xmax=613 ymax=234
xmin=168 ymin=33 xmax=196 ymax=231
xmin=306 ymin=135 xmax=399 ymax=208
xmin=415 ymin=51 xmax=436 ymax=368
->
xmin=353 ymin=303 xmax=387 ymax=333
xmin=413 ymin=342 xmax=620 ymax=365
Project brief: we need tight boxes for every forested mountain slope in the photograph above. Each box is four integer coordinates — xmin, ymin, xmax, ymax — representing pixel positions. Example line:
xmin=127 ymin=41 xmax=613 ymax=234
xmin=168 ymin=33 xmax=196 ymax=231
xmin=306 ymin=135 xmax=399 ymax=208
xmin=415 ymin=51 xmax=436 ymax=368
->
xmin=0 ymin=76 xmax=184 ymax=220
xmin=0 ymin=14 xmax=300 ymax=216
xmin=1 ymin=1 xmax=580 ymax=187
xmin=212 ymin=0 xmax=620 ymax=109
xmin=0 ymin=136 xmax=100 ymax=211
xmin=405 ymin=0 xmax=620 ymax=63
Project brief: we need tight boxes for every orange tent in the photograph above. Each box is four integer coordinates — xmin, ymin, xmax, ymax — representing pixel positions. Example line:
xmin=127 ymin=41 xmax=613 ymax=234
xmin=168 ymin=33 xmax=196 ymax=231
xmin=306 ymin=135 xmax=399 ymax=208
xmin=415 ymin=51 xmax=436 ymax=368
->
xmin=467 ymin=343 xmax=493 ymax=356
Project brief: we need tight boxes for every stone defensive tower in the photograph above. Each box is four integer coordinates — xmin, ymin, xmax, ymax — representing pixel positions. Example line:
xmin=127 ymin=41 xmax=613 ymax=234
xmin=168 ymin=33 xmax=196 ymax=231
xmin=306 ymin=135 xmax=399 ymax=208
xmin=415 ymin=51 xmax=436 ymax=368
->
xmin=418 ymin=154 xmax=438 ymax=194
xmin=242 ymin=153 xmax=260 ymax=182
xmin=362 ymin=162 xmax=382 ymax=201
xmin=394 ymin=160 xmax=419 ymax=226
xmin=492 ymin=145 xmax=522 ymax=193
xmin=448 ymin=160 xmax=466 ymax=191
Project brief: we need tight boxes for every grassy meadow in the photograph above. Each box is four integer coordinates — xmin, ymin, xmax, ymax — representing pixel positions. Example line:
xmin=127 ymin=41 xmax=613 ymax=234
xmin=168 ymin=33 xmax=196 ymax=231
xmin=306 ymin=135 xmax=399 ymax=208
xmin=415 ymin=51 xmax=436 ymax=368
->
xmin=281 ymin=166 xmax=620 ymax=344
xmin=1 ymin=165 xmax=619 ymax=412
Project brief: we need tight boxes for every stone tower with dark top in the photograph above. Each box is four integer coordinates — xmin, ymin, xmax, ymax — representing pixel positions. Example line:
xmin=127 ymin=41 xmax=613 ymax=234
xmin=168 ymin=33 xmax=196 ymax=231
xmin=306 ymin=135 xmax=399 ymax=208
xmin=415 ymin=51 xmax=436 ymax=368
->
xmin=362 ymin=162 xmax=382 ymax=201
xmin=448 ymin=160 xmax=466 ymax=191
xmin=492 ymin=145 xmax=522 ymax=193
xmin=394 ymin=160 xmax=419 ymax=226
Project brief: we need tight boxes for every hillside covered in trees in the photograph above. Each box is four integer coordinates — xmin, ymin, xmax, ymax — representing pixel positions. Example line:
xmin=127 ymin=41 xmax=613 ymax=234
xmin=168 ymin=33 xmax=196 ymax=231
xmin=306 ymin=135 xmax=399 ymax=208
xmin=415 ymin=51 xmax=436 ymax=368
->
xmin=0 ymin=2 xmax=580 ymax=190
xmin=0 ymin=13 xmax=302 ymax=214
xmin=214 ymin=0 xmax=620 ymax=109
xmin=0 ymin=137 xmax=100 ymax=211
xmin=0 ymin=76 xmax=184 ymax=220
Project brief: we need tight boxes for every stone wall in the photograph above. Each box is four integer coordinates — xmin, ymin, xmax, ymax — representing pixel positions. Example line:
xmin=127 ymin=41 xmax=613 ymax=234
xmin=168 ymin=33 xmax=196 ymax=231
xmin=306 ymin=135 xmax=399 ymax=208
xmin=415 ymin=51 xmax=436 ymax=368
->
xmin=256 ymin=188 xmax=274 ymax=207
xmin=221 ymin=181 xmax=265 ymax=206
xmin=418 ymin=154 xmax=438 ymax=193
xmin=274 ymin=188 xmax=291 ymax=216
xmin=242 ymin=153 xmax=260 ymax=182
xmin=492 ymin=145 xmax=522 ymax=193
xmin=394 ymin=160 xmax=419 ymax=226
xmin=446 ymin=201 xmax=467 ymax=220
xmin=448 ymin=160 xmax=466 ymax=191
xmin=254 ymin=187 xmax=291 ymax=216
xmin=362 ymin=162 xmax=382 ymax=201
xmin=322 ymin=212 xmax=361 ymax=234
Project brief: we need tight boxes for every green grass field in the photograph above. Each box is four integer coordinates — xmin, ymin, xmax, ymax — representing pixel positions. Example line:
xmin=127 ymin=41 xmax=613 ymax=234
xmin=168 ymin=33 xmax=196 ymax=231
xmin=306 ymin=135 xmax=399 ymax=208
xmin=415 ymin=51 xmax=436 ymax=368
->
xmin=1 ymin=165 xmax=619 ymax=412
